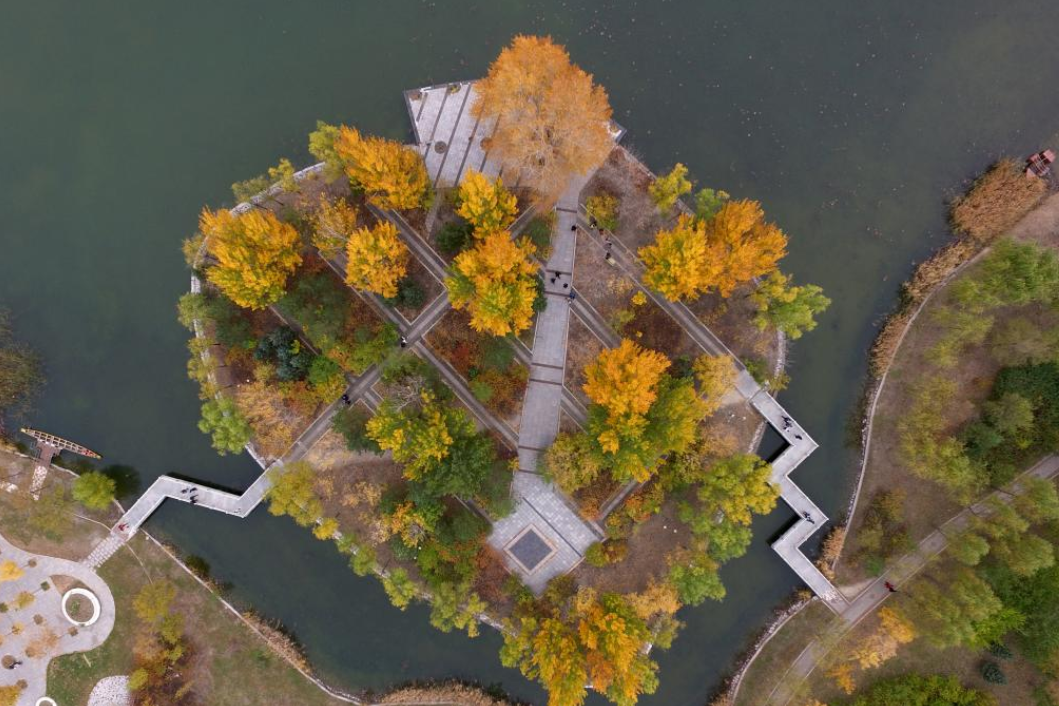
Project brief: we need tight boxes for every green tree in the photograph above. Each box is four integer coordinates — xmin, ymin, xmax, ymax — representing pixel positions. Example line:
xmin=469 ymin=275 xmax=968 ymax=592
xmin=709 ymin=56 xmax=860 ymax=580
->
xmin=988 ymin=317 xmax=1059 ymax=366
xmin=308 ymin=120 xmax=344 ymax=181
xmin=693 ymin=188 xmax=729 ymax=222
xmin=691 ymin=454 xmax=778 ymax=526
xmin=429 ymin=581 xmax=487 ymax=637
xmin=648 ymin=163 xmax=692 ymax=213
xmin=667 ymin=551 xmax=725 ymax=605
xmin=907 ymin=568 xmax=1003 ymax=648
xmin=980 ymin=661 xmax=1006 ymax=685
xmin=307 ymin=355 xmax=346 ymax=402
xmin=332 ymin=406 xmax=381 ymax=454
xmin=72 ymin=471 xmax=116 ymax=510
xmin=197 ymin=397 xmax=252 ymax=455
xmin=982 ymin=392 xmax=1034 ymax=437
xmin=367 ymin=394 xmax=477 ymax=483
xmin=349 ymin=545 xmax=376 ymax=577
xmin=954 ymin=238 xmax=1059 ymax=312
xmin=847 ymin=673 xmax=995 ymax=706
xmin=382 ymin=568 xmax=417 ymax=610
xmin=265 ymin=461 xmax=323 ymax=527
xmin=751 ymin=271 xmax=830 ymax=340
xmin=541 ymin=432 xmax=604 ymax=494
xmin=947 ymin=529 xmax=990 ymax=566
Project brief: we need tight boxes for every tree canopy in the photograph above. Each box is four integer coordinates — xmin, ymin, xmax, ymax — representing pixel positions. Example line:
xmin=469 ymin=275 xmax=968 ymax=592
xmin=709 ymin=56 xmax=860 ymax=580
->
xmin=334 ymin=126 xmax=432 ymax=210
xmin=344 ymin=220 xmax=409 ymax=299
xmin=648 ymin=163 xmax=692 ymax=213
xmin=72 ymin=471 xmax=116 ymax=510
xmin=457 ymin=170 xmax=518 ymax=233
xmin=640 ymin=200 xmax=788 ymax=301
xmin=472 ymin=35 xmax=613 ymax=204
xmin=202 ymin=207 xmax=302 ymax=310
xmin=751 ymin=270 xmax=830 ymax=339
xmin=445 ymin=231 xmax=539 ymax=336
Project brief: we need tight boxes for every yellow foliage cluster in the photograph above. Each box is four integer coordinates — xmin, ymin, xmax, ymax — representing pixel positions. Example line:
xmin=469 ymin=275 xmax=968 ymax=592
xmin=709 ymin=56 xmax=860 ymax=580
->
xmin=583 ymin=339 xmax=670 ymax=453
xmin=446 ymin=231 xmax=539 ymax=336
xmin=334 ymin=126 xmax=431 ymax=210
xmin=625 ymin=581 xmax=681 ymax=620
xmin=692 ymin=354 xmax=738 ymax=415
xmin=202 ymin=207 xmax=302 ymax=309
xmin=640 ymin=200 xmax=788 ymax=301
xmin=344 ymin=221 xmax=409 ymax=298
xmin=473 ymin=35 xmax=613 ymax=205
xmin=457 ymin=170 xmax=518 ymax=233
xmin=0 ymin=560 xmax=23 ymax=582
xmin=312 ymin=195 xmax=358 ymax=258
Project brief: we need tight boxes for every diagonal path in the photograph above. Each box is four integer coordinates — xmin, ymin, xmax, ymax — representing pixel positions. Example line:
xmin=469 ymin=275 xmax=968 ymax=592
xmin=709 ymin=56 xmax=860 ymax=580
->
xmin=486 ymin=183 xmax=604 ymax=592
xmin=759 ymin=454 xmax=1059 ymax=706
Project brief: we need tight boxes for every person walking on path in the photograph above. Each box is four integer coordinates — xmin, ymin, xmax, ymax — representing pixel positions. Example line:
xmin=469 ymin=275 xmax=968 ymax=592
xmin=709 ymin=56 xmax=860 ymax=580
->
xmin=568 ymin=291 xmax=577 ymax=302
xmin=884 ymin=581 xmax=898 ymax=593
xmin=803 ymin=511 xmax=815 ymax=524
xmin=399 ymin=335 xmax=408 ymax=349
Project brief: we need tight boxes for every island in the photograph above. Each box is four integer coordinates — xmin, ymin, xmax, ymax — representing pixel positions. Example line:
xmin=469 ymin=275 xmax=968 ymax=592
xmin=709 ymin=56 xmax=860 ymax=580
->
xmin=1 ymin=35 xmax=835 ymax=706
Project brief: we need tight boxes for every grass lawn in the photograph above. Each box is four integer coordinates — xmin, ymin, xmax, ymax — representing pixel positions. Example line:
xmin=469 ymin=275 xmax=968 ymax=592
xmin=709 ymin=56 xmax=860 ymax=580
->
xmin=45 ymin=533 xmax=346 ymax=706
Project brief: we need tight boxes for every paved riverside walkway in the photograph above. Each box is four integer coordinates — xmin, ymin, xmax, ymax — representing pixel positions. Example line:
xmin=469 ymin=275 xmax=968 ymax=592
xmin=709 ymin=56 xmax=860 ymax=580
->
xmin=757 ymin=454 xmax=1059 ymax=706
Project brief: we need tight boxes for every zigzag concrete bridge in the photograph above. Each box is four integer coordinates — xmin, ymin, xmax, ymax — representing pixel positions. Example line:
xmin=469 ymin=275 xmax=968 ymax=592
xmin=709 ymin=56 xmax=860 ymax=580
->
xmin=82 ymin=80 xmax=846 ymax=613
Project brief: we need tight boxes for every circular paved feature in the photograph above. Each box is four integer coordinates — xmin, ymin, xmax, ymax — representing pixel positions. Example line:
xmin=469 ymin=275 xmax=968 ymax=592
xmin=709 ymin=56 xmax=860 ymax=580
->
xmin=62 ymin=587 xmax=102 ymax=627
xmin=36 ymin=698 xmax=58 ymax=706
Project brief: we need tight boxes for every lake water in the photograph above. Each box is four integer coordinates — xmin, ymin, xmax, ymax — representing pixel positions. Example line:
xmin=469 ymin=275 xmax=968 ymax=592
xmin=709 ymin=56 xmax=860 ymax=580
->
xmin=3 ymin=2 xmax=1059 ymax=704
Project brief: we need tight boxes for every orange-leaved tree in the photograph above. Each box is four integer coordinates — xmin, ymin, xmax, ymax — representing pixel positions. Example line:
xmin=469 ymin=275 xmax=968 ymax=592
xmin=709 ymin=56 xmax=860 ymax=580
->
xmin=344 ymin=220 xmax=409 ymax=298
xmin=473 ymin=35 xmax=613 ymax=205
xmin=202 ymin=207 xmax=302 ymax=310
xmin=640 ymin=199 xmax=788 ymax=301
xmin=445 ymin=231 xmax=539 ymax=336
xmin=457 ymin=169 xmax=518 ymax=233
xmin=701 ymin=199 xmax=787 ymax=297
xmin=334 ymin=126 xmax=431 ymax=210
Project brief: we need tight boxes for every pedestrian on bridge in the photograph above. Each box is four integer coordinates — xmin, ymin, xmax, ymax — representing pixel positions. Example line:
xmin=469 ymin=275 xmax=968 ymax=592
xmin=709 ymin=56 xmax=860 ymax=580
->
xmin=803 ymin=511 xmax=815 ymax=524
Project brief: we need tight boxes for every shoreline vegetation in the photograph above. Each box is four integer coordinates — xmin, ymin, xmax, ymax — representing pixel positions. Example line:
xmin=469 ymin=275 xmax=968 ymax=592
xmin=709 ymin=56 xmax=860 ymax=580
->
xmin=175 ymin=35 xmax=830 ymax=706
xmin=730 ymin=156 xmax=1059 ymax=706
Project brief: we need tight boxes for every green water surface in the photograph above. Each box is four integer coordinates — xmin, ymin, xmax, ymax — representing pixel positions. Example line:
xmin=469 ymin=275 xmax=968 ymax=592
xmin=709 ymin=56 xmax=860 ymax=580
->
xmin=2 ymin=2 xmax=1059 ymax=704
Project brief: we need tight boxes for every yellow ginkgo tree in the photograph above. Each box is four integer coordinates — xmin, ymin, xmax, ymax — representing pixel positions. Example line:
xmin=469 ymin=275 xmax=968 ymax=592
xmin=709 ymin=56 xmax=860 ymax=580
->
xmin=202 ymin=207 xmax=302 ymax=310
xmin=456 ymin=170 xmax=518 ymax=233
xmin=445 ymin=231 xmax=539 ymax=336
xmin=334 ymin=126 xmax=431 ymax=211
xmin=345 ymin=221 xmax=410 ymax=299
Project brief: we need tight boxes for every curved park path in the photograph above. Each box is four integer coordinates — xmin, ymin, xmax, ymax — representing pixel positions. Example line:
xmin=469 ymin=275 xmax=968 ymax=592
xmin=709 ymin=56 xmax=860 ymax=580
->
xmin=755 ymin=455 xmax=1059 ymax=706
xmin=0 ymin=531 xmax=115 ymax=706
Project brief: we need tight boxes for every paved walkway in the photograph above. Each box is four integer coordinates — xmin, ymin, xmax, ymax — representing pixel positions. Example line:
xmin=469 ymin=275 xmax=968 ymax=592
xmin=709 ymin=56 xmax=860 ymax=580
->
xmin=759 ymin=454 xmax=1059 ymax=706
xmin=487 ymin=184 xmax=604 ymax=591
xmin=0 ymin=531 xmax=116 ymax=706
